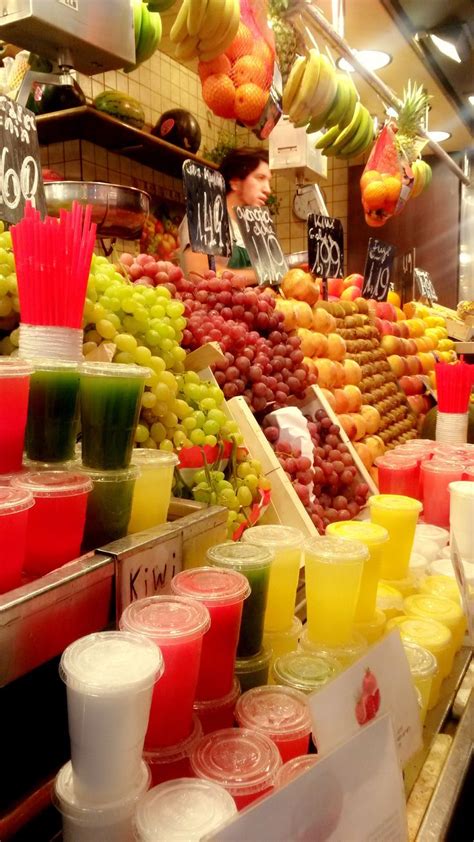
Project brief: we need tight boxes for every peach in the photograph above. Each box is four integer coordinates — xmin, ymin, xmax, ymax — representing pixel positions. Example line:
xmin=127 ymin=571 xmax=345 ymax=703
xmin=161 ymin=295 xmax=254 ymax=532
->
xmin=338 ymin=413 xmax=357 ymax=440
xmin=328 ymin=278 xmax=344 ymax=297
xmin=333 ymin=388 xmax=350 ymax=414
xmin=360 ymin=405 xmax=381 ymax=434
xmin=326 ymin=332 xmax=346 ymax=362
xmin=303 ymin=356 xmax=317 ymax=375
xmin=354 ymin=442 xmax=373 ymax=470
xmin=343 ymin=359 xmax=362 ymax=385
xmin=405 ymin=355 xmax=423 ymax=375
xmin=397 ymin=321 xmax=409 ymax=338
xmin=293 ymin=300 xmax=314 ymax=329
xmin=296 ymin=327 xmax=318 ymax=357
xmin=319 ymin=387 xmax=336 ymax=411
xmin=275 ymin=299 xmax=296 ymax=331
xmin=405 ymin=338 xmax=418 ymax=355
xmin=314 ymin=358 xmax=337 ymax=389
xmin=407 ymin=395 xmax=426 ymax=414
xmin=312 ymin=332 xmax=329 ymax=358
xmin=375 ymin=301 xmax=396 ymax=321
xmin=343 ymin=273 xmax=364 ymax=290
xmin=282 ymin=269 xmax=319 ymax=305
xmin=312 ymin=306 xmax=336 ymax=334
xmin=365 ymin=435 xmax=385 ymax=460
xmin=343 ymin=384 xmax=363 ymax=412
xmin=381 ymin=335 xmax=402 ymax=356
xmin=417 ymin=352 xmax=436 ymax=373
xmin=340 ymin=285 xmax=361 ymax=301
xmin=332 ymin=361 xmax=346 ymax=387
xmin=352 ymin=413 xmax=367 ymax=441
xmin=387 ymin=354 xmax=407 ymax=377
xmin=400 ymin=375 xmax=424 ymax=396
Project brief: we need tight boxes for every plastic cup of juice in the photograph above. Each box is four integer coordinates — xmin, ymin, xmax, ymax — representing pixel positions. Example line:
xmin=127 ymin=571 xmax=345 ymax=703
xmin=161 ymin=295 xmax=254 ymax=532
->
xmin=421 ymin=574 xmax=462 ymax=604
xmin=376 ymin=582 xmax=404 ymax=621
xmin=81 ymin=466 xmax=139 ymax=552
xmin=134 ymin=778 xmax=237 ymax=841
xmin=264 ymin=616 xmax=302 ymax=683
xmin=79 ymin=362 xmax=149 ymax=470
xmin=275 ymin=755 xmax=318 ymax=788
xmin=194 ymin=679 xmax=241 ymax=734
xmin=380 ymin=572 xmax=419 ymax=597
xmin=272 ymin=651 xmax=342 ymax=694
xmin=0 ymin=359 xmax=32 ymax=473
xmin=59 ymin=631 xmax=162 ymax=803
xmin=207 ymin=542 xmax=273 ymax=658
xmin=235 ymin=685 xmax=312 ymax=763
xmin=0 ymin=487 xmax=34 ymax=593
xmin=402 ymin=641 xmax=437 ymax=722
xmin=326 ymin=521 xmax=389 ymax=622
xmin=404 ymin=593 xmax=466 ymax=652
xmin=25 ymin=360 xmax=80 ymax=463
xmin=369 ymin=494 xmax=422 ymax=580
xmin=415 ymin=524 xmax=449 ymax=551
xmin=303 ymin=536 xmax=368 ymax=646
xmin=54 ymin=759 xmax=150 ymax=842
xmin=299 ymin=626 xmax=368 ymax=667
xmin=171 ymin=566 xmax=250 ymax=700
xmin=12 ymin=471 xmax=92 ymax=576
xmin=376 ymin=454 xmax=420 ymax=498
xmin=143 ymin=714 xmax=203 ymax=787
xmin=449 ymin=481 xmax=474 ymax=563
xmin=386 ymin=615 xmax=453 ymax=684
xmin=120 ymin=595 xmax=210 ymax=749
xmin=190 ymin=728 xmax=282 ymax=811
xmin=241 ymin=525 xmax=304 ymax=633
xmin=128 ymin=449 xmax=178 ymax=534
xmin=235 ymin=646 xmax=272 ymax=693
xmin=421 ymin=463 xmax=464 ymax=528
xmin=354 ymin=608 xmax=387 ymax=644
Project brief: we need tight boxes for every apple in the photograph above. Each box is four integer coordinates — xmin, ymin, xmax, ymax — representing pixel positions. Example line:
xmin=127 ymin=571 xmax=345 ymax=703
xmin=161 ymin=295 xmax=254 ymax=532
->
xmin=293 ymin=300 xmax=314 ymax=329
xmin=405 ymin=355 xmax=423 ymax=375
xmin=332 ymin=360 xmax=346 ymax=387
xmin=397 ymin=321 xmax=409 ymax=338
xmin=340 ymin=285 xmax=361 ymax=301
xmin=379 ymin=319 xmax=395 ymax=336
xmin=365 ymin=435 xmax=385 ymax=461
xmin=360 ymin=404 xmax=381 ymax=434
xmin=354 ymin=442 xmax=373 ymax=469
xmin=343 ymin=273 xmax=364 ymax=290
xmin=343 ymin=359 xmax=362 ymax=385
xmin=352 ymin=413 xmax=367 ymax=441
xmin=327 ymin=332 xmax=346 ymax=361
xmin=338 ymin=413 xmax=357 ymax=440
xmin=407 ymin=395 xmax=426 ymax=414
xmin=313 ymin=306 xmax=336 ymax=334
xmin=375 ymin=301 xmax=397 ymax=322
xmin=333 ymin=388 xmax=350 ymax=414
xmin=343 ymin=384 xmax=363 ymax=412
xmin=319 ymin=387 xmax=336 ymax=411
xmin=314 ymin=358 xmax=337 ymax=389
xmin=282 ymin=269 xmax=319 ymax=305
xmin=328 ymin=278 xmax=344 ymax=297
xmin=387 ymin=354 xmax=407 ymax=377
xmin=381 ymin=335 xmax=402 ymax=355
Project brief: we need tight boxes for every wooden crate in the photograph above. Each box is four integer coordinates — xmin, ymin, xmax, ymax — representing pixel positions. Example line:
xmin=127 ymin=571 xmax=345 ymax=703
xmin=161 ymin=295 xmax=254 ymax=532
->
xmin=445 ymin=317 xmax=474 ymax=342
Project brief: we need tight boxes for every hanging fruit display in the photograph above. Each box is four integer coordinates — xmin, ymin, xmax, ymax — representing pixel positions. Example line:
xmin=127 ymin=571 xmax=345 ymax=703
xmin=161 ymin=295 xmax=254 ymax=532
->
xmin=170 ymin=0 xmax=241 ymax=62
xmin=129 ymin=0 xmax=163 ymax=69
xmin=268 ymin=0 xmax=301 ymax=84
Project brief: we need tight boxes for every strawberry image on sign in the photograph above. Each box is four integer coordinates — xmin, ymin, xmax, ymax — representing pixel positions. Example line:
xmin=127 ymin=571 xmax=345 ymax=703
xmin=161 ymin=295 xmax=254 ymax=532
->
xmin=355 ymin=668 xmax=381 ymax=726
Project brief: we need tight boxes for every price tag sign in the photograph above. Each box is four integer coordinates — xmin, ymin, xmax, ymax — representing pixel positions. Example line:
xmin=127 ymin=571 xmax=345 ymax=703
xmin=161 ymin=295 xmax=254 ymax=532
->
xmin=307 ymin=214 xmax=344 ymax=279
xmin=182 ymin=160 xmax=231 ymax=257
xmin=415 ymin=267 xmax=438 ymax=302
xmin=362 ymin=237 xmax=396 ymax=301
xmin=235 ymin=205 xmax=288 ymax=286
xmin=0 ymin=96 xmax=46 ymax=223
xmin=398 ymin=248 xmax=415 ymax=302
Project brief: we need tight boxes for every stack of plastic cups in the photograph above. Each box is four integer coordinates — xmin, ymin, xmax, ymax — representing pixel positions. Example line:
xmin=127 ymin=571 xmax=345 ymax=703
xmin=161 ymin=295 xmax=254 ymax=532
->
xmin=421 ymin=462 xmax=465 ymax=528
xmin=272 ymin=650 xmax=342 ymax=694
xmin=404 ymin=593 xmax=466 ymax=652
xmin=54 ymin=631 xmax=163 ymax=842
xmin=434 ymin=360 xmax=472 ymax=445
xmin=19 ymin=323 xmax=84 ymax=362
xmin=171 ymin=567 xmax=250 ymax=738
xmin=369 ymin=494 xmax=422 ymax=596
xmin=0 ymin=487 xmax=34 ymax=593
xmin=402 ymin=641 xmax=438 ymax=723
xmin=134 ymin=779 xmax=237 ymax=841
xmin=235 ymin=685 xmax=312 ymax=762
xmin=299 ymin=626 xmax=368 ymax=667
xmin=386 ymin=616 xmax=452 ymax=707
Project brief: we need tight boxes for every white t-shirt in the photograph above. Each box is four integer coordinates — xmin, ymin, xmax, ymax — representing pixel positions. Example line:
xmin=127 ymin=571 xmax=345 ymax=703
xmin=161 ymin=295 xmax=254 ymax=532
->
xmin=178 ymin=215 xmax=246 ymax=269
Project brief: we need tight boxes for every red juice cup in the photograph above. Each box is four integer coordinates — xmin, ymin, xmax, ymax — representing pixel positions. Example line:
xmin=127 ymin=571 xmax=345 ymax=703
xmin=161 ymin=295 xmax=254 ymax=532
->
xmin=193 ymin=679 xmax=241 ymax=734
xmin=171 ymin=566 xmax=250 ymax=701
xmin=0 ymin=487 xmax=34 ymax=593
xmin=190 ymin=728 xmax=282 ymax=811
xmin=120 ymin=595 xmax=210 ymax=749
xmin=143 ymin=714 xmax=203 ymax=787
xmin=0 ymin=359 xmax=32 ymax=473
xmin=235 ymin=686 xmax=312 ymax=763
xmin=11 ymin=472 xmax=92 ymax=576
xmin=421 ymin=462 xmax=464 ymax=527
xmin=376 ymin=454 xmax=420 ymax=499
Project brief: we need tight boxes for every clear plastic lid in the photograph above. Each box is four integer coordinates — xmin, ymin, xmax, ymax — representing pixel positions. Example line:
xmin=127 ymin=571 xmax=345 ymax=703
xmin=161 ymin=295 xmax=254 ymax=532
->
xmin=190 ymin=728 xmax=282 ymax=796
xmin=241 ymin=525 xmax=304 ymax=549
xmin=31 ymin=359 xmax=79 ymax=372
xmin=409 ymin=552 xmax=428 ymax=572
xmin=132 ymin=448 xmax=178 ymax=468
xmin=402 ymin=641 xmax=437 ymax=679
xmin=299 ymin=627 xmax=367 ymax=664
xmin=412 ymin=538 xmax=440 ymax=563
xmin=171 ymin=567 xmax=250 ymax=606
xmin=264 ymin=615 xmax=302 ymax=643
xmin=134 ymin=778 xmax=237 ymax=842
xmin=272 ymin=651 xmax=341 ymax=693
xmin=0 ymin=358 xmax=33 ymax=377
xmin=275 ymin=755 xmax=318 ymax=788
xmin=375 ymin=454 xmax=418 ymax=469
xmin=120 ymin=595 xmax=210 ymax=643
xmin=207 ymin=542 xmax=273 ymax=570
xmin=59 ymin=630 xmax=163 ymax=694
xmin=79 ymin=362 xmax=150 ymax=379
xmin=144 ymin=715 xmax=203 ymax=765
xmin=12 ymin=471 xmax=93 ymax=498
xmin=235 ymin=685 xmax=311 ymax=741
xmin=81 ymin=466 xmax=140 ymax=483
xmin=404 ymin=593 xmax=463 ymax=624
xmin=422 ymin=575 xmax=462 ymax=604
xmin=303 ymin=536 xmax=369 ymax=564
xmin=422 ymin=461 xmax=463 ymax=475
xmin=376 ymin=583 xmax=404 ymax=614
xmin=326 ymin=521 xmax=389 ymax=547
xmin=0 ymin=486 xmax=34 ymax=515
xmin=369 ymin=494 xmax=422 ymax=513
xmin=386 ymin=616 xmax=452 ymax=650
xmin=415 ymin=524 xmax=449 ymax=549
xmin=428 ymin=560 xmax=456 ymax=580
xmin=235 ymin=646 xmax=272 ymax=674
xmin=54 ymin=760 xmax=150 ymax=824
xmin=194 ymin=678 xmax=241 ymax=713
xmin=449 ymin=480 xmax=474 ymax=498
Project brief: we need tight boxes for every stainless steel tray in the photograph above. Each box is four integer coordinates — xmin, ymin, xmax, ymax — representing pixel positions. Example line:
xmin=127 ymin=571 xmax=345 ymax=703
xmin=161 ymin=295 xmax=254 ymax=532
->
xmin=44 ymin=181 xmax=150 ymax=240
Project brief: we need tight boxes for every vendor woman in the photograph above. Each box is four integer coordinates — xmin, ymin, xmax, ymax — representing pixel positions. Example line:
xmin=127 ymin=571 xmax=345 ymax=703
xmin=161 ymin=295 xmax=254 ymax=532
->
xmin=179 ymin=147 xmax=272 ymax=287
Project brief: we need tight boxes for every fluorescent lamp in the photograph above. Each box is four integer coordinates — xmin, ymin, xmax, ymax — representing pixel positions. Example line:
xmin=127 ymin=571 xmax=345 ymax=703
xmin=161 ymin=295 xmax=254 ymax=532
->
xmin=337 ymin=50 xmax=391 ymax=73
xmin=426 ymin=130 xmax=451 ymax=142
xmin=429 ymin=34 xmax=462 ymax=63
xmin=469 ymin=95 xmax=474 ymax=106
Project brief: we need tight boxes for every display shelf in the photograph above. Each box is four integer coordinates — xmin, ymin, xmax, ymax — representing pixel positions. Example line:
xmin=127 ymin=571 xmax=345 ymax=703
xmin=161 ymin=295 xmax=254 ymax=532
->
xmin=36 ymin=106 xmax=217 ymax=179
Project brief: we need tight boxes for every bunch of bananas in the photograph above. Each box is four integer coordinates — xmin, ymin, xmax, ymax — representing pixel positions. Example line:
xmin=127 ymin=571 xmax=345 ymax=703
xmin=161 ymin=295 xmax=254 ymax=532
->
xmin=170 ymin=0 xmax=240 ymax=62
xmin=131 ymin=0 xmax=162 ymax=69
xmin=410 ymin=159 xmax=432 ymax=198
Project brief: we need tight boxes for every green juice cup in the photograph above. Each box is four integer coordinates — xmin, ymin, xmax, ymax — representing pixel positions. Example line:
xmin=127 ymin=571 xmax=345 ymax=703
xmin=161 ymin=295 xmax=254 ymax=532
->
xmin=81 ymin=466 xmax=140 ymax=552
xmin=26 ymin=361 xmax=80 ymax=463
xmin=207 ymin=542 xmax=273 ymax=658
xmin=79 ymin=363 xmax=149 ymax=470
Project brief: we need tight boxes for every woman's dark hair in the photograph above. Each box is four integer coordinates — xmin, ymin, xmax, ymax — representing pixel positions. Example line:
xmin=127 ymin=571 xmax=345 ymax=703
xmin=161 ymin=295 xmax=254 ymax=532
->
xmin=219 ymin=147 xmax=269 ymax=194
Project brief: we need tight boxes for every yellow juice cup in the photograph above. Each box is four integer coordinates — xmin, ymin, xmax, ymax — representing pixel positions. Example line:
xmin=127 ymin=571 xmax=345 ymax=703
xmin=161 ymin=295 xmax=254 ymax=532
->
xmin=242 ymin=525 xmax=303 ymax=633
xmin=404 ymin=593 xmax=466 ymax=652
xmin=402 ymin=641 xmax=437 ymax=722
xmin=369 ymin=494 xmax=422 ymax=580
xmin=263 ymin=616 xmax=302 ymax=684
xmin=326 ymin=521 xmax=389 ymax=621
xmin=380 ymin=572 xmax=419 ymax=597
xmin=386 ymin=615 xmax=452 ymax=706
xmin=128 ymin=450 xmax=178 ymax=534
xmin=376 ymin=582 xmax=404 ymax=620
xmin=303 ymin=536 xmax=368 ymax=647
xmin=355 ymin=608 xmax=386 ymax=644
xmin=299 ymin=626 xmax=368 ymax=667
xmin=421 ymin=574 xmax=462 ymax=605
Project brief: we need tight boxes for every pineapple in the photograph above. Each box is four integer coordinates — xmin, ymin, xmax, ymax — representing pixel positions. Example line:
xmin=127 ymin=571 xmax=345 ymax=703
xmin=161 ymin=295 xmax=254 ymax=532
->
xmin=395 ymin=80 xmax=431 ymax=162
xmin=269 ymin=0 xmax=302 ymax=85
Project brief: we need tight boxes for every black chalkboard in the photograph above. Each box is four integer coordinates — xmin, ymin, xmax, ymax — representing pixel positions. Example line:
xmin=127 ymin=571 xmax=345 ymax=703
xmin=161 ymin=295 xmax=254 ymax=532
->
xmin=361 ymin=237 xmax=396 ymax=301
xmin=0 ymin=96 xmax=46 ymax=224
xmin=398 ymin=248 xmax=415 ymax=302
xmin=182 ymin=160 xmax=231 ymax=257
xmin=307 ymin=214 xmax=344 ymax=279
xmin=415 ymin=267 xmax=438 ymax=302
xmin=235 ymin=205 xmax=288 ymax=286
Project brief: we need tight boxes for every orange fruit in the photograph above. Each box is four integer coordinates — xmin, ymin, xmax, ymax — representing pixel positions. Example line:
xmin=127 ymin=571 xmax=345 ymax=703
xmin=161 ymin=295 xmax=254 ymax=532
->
xmin=362 ymin=180 xmax=387 ymax=210
xmin=198 ymin=55 xmax=232 ymax=82
xmin=383 ymin=175 xmax=402 ymax=203
xmin=234 ymin=83 xmax=267 ymax=125
xmin=202 ymin=74 xmax=236 ymax=119
xmin=360 ymin=169 xmax=383 ymax=191
xmin=231 ymin=55 xmax=267 ymax=89
xmin=225 ymin=23 xmax=254 ymax=63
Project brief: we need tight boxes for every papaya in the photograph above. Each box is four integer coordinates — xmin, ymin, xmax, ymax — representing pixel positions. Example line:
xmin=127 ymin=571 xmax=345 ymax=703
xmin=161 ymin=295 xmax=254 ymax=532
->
xmin=93 ymin=91 xmax=145 ymax=130
xmin=421 ymin=403 xmax=474 ymax=443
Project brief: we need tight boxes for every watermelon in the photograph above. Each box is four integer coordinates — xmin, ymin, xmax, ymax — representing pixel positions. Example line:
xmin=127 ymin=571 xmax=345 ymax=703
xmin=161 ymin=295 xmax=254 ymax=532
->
xmin=421 ymin=403 xmax=474 ymax=444
xmin=93 ymin=91 xmax=145 ymax=130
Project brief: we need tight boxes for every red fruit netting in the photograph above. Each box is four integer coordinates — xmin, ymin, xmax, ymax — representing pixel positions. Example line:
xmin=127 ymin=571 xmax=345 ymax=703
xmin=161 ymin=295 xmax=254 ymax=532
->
xmin=361 ymin=122 xmax=414 ymax=227
xmin=199 ymin=0 xmax=275 ymax=127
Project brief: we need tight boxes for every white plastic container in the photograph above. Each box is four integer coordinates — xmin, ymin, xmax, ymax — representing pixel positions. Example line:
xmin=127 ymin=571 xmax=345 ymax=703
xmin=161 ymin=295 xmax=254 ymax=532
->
xmin=134 ymin=778 xmax=237 ymax=841
xmin=414 ymin=524 xmax=449 ymax=551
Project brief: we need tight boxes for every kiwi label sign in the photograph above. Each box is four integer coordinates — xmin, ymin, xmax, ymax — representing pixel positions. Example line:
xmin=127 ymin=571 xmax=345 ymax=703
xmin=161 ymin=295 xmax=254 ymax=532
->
xmin=182 ymin=160 xmax=231 ymax=257
xmin=362 ymin=237 xmax=396 ymax=301
xmin=308 ymin=214 xmax=344 ymax=279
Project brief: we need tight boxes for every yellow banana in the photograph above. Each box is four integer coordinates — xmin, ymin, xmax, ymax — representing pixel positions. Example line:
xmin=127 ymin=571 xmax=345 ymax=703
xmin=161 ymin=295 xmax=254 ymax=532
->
xmin=201 ymin=0 xmax=227 ymax=39
xmin=175 ymin=33 xmax=199 ymax=59
xmin=170 ymin=0 xmax=190 ymax=42
xmin=282 ymin=55 xmax=307 ymax=114
xmin=307 ymin=55 xmax=337 ymax=120
xmin=289 ymin=50 xmax=320 ymax=124
xmin=198 ymin=0 xmax=238 ymax=58
xmin=187 ymin=0 xmax=208 ymax=37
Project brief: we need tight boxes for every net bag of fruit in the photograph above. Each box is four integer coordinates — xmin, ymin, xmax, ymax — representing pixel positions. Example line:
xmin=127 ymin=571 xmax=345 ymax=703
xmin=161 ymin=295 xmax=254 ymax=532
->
xmin=199 ymin=0 xmax=275 ymax=128
xmin=360 ymin=122 xmax=414 ymax=228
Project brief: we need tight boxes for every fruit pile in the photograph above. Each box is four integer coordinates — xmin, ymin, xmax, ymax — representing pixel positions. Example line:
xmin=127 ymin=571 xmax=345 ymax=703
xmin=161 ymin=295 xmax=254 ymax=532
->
xmin=139 ymin=208 xmax=180 ymax=261
xmin=170 ymin=0 xmax=240 ymax=63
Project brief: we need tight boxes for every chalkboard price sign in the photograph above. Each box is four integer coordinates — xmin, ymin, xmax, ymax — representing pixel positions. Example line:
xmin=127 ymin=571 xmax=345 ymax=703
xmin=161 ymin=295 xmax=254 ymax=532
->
xmin=235 ymin=205 xmax=288 ymax=286
xmin=0 ymin=96 xmax=46 ymax=224
xmin=307 ymin=214 xmax=344 ymax=279
xmin=182 ymin=160 xmax=231 ymax=257
xmin=415 ymin=267 xmax=438 ymax=302
xmin=361 ymin=237 xmax=396 ymax=301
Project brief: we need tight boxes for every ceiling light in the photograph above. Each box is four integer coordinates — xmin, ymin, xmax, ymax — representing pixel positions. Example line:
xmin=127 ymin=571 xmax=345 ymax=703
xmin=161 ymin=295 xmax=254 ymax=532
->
xmin=426 ymin=130 xmax=451 ymax=142
xmin=469 ymin=95 xmax=474 ymax=106
xmin=429 ymin=33 xmax=462 ymax=63
xmin=337 ymin=50 xmax=391 ymax=73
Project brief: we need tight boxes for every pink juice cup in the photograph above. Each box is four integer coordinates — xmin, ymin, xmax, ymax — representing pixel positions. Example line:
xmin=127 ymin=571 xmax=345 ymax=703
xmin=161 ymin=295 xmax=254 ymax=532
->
xmin=171 ymin=566 xmax=250 ymax=701
xmin=421 ymin=462 xmax=464 ymax=528
xmin=0 ymin=487 xmax=34 ymax=593
xmin=0 ymin=359 xmax=32 ymax=473
xmin=376 ymin=454 xmax=420 ymax=499
xmin=143 ymin=714 xmax=203 ymax=787
xmin=120 ymin=595 xmax=210 ymax=749
xmin=193 ymin=679 xmax=241 ymax=735
xmin=235 ymin=685 xmax=312 ymax=763
xmin=190 ymin=727 xmax=282 ymax=810
xmin=12 ymin=471 xmax=92 ymax=576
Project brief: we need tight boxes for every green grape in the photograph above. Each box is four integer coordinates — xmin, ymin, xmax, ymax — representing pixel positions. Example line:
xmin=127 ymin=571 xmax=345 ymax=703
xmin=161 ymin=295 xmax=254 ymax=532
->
xmin=243 ymin=473 xmax=259 ymax=492
xmin=115 ymin=333 xmax=138 ymax=354
xmin=204 ymin=435 xmax=217 ymax=447
xmin=142 ymin=391 xmax=157 ymax=409
xmin=184 ymin=371 xmax=200 ymax=385
xmin=149 ymin=356 xmax=166 ymax=374
xmin=135 ymin=423 xmax=149 ymax=443
xmin=193 ymin=470 xmax=207 ymax=484
xmin=0 ymin=276 xmax=12 ymax=295
xmin=163 ymin=411 xmax=178 ymax=429
xmin=145 ymin=329 xmax=160 ymax=347
xmin=122 ymin=298 xmax=136 ymax=314
xmin=171 ymin=346 xmax=186 ymax=363
xmin=96 ymin=319 xmax=117 ymax=340
xmin=114 ymin=351 xmax=135 ymax=365
xmin=182 ymin=416 xmax=197 ymax=433
xmin=203 ymin=419 xmax=220 ymax=436
xmin=173 ymin=399 xmax=192 ymax=419
xmin=0 ymin=296 xmax=13 ymax=316
xmin=150 ymin=421 xmax=167 ymax=443
xmin=183 ymin=382 xmax=202 ymax=403
xmin=173 ymin=431 xmax=187 ymax=448
xmin=155 ymin=286 xmax=171 ymax=299
xmin=207 ymin=409 xmax=228 ymax=426
xmin=158 ymin=371 xmax=178 ymax=391
xmin=143 ymin=437 xmax=158 ymax=449
xmin=192 ymin=410 xmax=206 ymax=428
xmin=150 ymin=304 xmax=166 ymax=319
xmin=106 ymin=313 xmax=121 ymax=330
xmin=83 ymin=341 xmax=98 ymax=356
xmin=200 ymin=397 xmax=216 ymax=411
xmin=237 ymin=462 xmax=252 ymax=479
xmin=159 ymin=439 xmax=174 ymax=452
xmin=10 ymin=328 xmax=19 ymax=347
xmin=237 ymin=486 xmax=253 ymax=507
xmin=134 ymin=346 xmax=152 ymax=366
xmin=155 ymin=382 xmax=171 ymax=403
xmin=190 ymin=429 xmax=206 ymax=445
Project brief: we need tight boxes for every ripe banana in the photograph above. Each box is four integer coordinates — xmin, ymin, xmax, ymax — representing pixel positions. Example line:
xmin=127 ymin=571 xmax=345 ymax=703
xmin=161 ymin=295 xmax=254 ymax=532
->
xmin=324 ymin=74 xmax=350 ymax=127
xmin=175 ymin=33 xmax=199 ymax=59
xmin=289 ymin=49 xmax=320 ymax=125
xmin=187 ymin=0 xmax=208 ymax=37
xmin=170 ymin=0 xmax=190 ymax=42
xmin=337 ymin=106 xmax=371 ymax=157
xmin=306 ymin=55 xmax=337 ymax=122
xmin=198 ymin=0 xmax=239 ymax=60
xmin=171 ymin=0 xmax=238 ymax=62
xmin=282 ymin=55 xmax=307 ymax=115
xmin=202 ymin=0 xmax=230 ymax=40
xmin=305 ymin=98 xmax=335 ymax=134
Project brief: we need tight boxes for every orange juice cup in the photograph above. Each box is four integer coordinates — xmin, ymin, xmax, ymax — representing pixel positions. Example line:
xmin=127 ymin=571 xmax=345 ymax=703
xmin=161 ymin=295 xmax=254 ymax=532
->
xmin=326 ymin=521 xmax=389 ymax=622
xmin=369 ymin=494 xmax=422 ymax=580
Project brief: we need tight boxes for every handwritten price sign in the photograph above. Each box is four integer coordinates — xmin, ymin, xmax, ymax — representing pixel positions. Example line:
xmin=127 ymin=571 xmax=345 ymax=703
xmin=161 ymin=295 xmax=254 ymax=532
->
xmin=0 ymin=97 xmax=45 ymax=223
xmin=235 ymin=205 xmax=288 ymax=286
xmin=182 ymin=160 xmax=231 ymax=257
xmin=308 ymin=214 xmax=344 ymax=279
xmin=362 ymin=237 xmax=396 ymax=301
